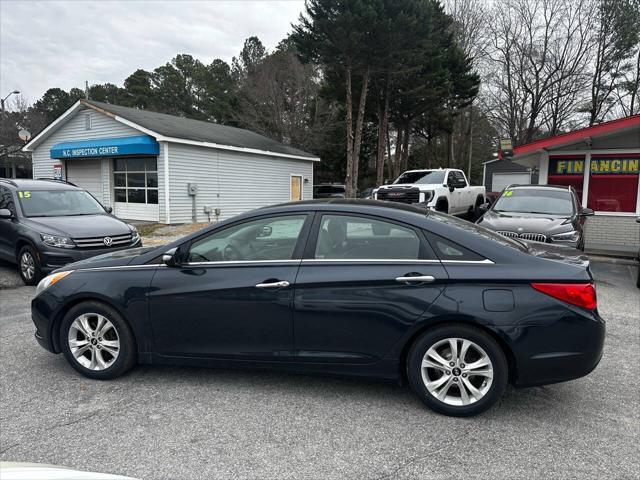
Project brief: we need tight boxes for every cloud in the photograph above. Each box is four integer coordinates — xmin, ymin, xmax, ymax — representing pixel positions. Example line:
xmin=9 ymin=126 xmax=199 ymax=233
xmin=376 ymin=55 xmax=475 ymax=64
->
xmin=0 ymin=0 xmax=305 ymax=105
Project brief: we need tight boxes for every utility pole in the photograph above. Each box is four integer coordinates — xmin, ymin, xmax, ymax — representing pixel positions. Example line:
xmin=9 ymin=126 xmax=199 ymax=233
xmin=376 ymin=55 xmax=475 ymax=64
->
xmin=467 ymin=103 xmax=474 ymax=181
xmin=1 ymin=90 xmax=20 ymax=121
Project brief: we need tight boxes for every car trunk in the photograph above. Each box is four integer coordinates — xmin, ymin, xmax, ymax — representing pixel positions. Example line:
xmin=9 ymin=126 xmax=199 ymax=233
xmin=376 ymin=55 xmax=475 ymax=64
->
xmin=523 ymin=240 xmax=591 ymax=277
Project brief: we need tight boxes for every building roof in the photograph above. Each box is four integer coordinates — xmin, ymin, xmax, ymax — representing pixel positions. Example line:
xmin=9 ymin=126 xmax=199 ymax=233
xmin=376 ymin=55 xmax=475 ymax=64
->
xmin=512 ymin=114 xmax=640 ymax=157
xmin=23 ymin=100 xmax=319 ymax=161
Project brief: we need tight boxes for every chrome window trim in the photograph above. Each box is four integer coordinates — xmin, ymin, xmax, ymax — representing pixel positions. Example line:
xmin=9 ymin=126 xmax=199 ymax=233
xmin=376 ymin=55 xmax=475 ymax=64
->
xmin=184 ymin=259 xmax=301 ymax=267
xmin=440 ymin=258 xmax=494 ymax=265
xmin=302 ymin=258 xmax=441 ymax=264
xmin=74 ymin=257 xmax=494 ymax=272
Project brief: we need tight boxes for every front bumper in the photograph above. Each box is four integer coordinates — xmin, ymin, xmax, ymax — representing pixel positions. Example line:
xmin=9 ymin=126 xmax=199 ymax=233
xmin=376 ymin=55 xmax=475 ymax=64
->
xmin=32 ymin=294 xmax=58 ymax=353
xmin=38 ymin=239 xmax=142 ymax=273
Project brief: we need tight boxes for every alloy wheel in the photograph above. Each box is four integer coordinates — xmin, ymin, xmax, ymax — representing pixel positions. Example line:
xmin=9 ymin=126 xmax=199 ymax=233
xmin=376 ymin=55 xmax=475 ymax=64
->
xmin=20 ymin=252 xmax=35 ymax=280
xmin=421 ymin=337 xmax=494 ymax=406
xmin=67 ymin=313 xmax=120 ymax=371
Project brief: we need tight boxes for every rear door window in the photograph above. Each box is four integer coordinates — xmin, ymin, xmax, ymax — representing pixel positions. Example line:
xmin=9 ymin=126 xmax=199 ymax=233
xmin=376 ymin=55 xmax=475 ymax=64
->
xmin=314 ymin=214 xmax=422 ymax=260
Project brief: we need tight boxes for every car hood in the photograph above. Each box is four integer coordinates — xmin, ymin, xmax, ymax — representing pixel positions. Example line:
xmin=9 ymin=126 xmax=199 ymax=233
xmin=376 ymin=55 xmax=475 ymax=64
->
xmin=22 ymin=214 xmax=131 ymax=238
xmin=58 ymin=246 xmax=159 ymax=272
xmin=478 ymin=210 xmax=573 ymax=234
xmin=379 ymin=183 xmax=438 ymax=190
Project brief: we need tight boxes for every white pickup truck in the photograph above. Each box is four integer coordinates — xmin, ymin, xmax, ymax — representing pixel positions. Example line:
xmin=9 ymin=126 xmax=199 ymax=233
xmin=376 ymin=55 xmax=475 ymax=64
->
xmin=374 ymin=168 xmax=486 ymax=216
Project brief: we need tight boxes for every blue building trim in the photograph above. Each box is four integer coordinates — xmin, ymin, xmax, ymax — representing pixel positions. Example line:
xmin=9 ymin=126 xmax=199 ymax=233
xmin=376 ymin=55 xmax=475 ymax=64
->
xmin=50 ymin=135 xmax=159 ymax=159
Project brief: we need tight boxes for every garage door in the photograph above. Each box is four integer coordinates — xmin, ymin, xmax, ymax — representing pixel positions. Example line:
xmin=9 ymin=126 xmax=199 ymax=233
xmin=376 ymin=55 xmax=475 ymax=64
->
xmin=65 ymin=159 xmax=103 ymax=201
xmin=491 ymin=172 xmax=531 ymax=192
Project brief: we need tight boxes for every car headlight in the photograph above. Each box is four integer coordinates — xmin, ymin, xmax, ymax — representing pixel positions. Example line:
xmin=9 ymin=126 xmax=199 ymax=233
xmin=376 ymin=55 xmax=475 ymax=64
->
xmin=552 ymin=230 xmax=580 ymax=242
xmin=41 ymin=234 xmax=75 ymax=248
xmin=421 ymin=190 xmax=435 ymax=203
xmin=127 ymin=224 xmax=140 ymax=243
xmin=35 ymin=270 xmax=74 ymax=296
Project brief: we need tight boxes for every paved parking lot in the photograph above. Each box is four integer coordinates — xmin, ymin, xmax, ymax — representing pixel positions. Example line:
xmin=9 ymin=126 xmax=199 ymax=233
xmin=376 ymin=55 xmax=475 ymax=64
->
xmin=0 ymin=259 xmax=638 ymax=479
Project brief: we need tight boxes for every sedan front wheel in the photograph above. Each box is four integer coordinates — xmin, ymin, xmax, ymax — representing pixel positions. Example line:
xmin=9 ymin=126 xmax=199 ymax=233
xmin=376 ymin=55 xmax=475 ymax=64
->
xmin=60 ymin=301 xmax=137 ymax=380
xmin=407 ymin=324 xmax=508 ymax=416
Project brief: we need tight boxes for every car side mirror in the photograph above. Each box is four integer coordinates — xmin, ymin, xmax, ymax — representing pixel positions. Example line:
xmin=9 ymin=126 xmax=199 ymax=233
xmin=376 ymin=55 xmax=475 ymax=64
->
xmin=0 ymin=208 xmax=13 ymax=220
xmin=580 ymin=207 xmax=594 ymax=216
xmin=162 ymin=247 xmax=180 ymax=267
xmin=478 ymin=202 xmax=490 ymax=213
xmin=105 ymin=206 xmax=113 ymax=214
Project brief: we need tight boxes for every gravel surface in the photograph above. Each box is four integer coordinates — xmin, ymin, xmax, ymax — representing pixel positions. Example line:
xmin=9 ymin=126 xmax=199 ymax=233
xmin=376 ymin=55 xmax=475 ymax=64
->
xmin=0 ymin=260 xmax=638 ymax=480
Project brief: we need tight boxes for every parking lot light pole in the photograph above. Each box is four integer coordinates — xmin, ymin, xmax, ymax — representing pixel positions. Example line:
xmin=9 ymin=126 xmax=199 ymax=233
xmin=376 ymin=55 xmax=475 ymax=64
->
xmin=1 ymin=90 xmax=21 ymax=120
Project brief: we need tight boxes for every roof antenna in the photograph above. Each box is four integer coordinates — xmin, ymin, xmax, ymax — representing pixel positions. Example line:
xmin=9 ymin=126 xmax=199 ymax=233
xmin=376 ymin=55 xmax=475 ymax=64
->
xmin=85 ymin=81 xmax=89 ymax=99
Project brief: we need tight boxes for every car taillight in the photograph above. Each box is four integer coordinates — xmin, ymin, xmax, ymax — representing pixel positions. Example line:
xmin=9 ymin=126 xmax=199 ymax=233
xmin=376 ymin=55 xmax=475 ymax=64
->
xmin=531 ymin=282 xmax=597 ymax=310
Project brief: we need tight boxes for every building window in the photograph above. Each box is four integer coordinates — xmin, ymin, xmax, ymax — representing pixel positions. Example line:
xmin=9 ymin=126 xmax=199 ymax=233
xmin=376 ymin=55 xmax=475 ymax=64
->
xmin=587 ymin=157 xmax=639 ymax=212
xmin=85 ymin=113 xmax=92 ymax=130
xmin=547 ymin=157 xmax=584 ymax=200
xmin=113 ymin=157 xmax=158 ymax=204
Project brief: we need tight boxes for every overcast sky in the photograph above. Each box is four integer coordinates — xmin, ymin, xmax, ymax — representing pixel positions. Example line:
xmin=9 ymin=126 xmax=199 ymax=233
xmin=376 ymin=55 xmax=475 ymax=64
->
xmin=0 ymin=0 xmax=306 ymax=107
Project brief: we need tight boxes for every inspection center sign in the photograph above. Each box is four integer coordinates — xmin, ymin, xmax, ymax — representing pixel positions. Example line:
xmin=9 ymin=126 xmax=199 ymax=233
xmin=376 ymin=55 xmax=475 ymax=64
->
xmin=553 ymin=158 xmax=639 ymax=175
xmin=60 ymin=146 xmax=120 ymax=158
xmin=50 ymin=135 xmax=159 ymax=159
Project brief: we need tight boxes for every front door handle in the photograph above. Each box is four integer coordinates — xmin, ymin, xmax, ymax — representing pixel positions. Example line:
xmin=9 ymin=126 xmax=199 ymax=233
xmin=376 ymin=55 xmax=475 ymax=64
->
xmin=395 ymin=275 xmax=435 ymax=284
xmin=255 ymin=280 xmax=290 ymax=289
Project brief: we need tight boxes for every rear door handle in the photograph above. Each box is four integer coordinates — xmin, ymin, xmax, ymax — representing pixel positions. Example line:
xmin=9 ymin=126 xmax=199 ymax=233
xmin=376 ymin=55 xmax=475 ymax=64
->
xmin=395 ymin=275 xmax=435 ymax=284
xmin=255 ymin=280 xmax=290 ymax=289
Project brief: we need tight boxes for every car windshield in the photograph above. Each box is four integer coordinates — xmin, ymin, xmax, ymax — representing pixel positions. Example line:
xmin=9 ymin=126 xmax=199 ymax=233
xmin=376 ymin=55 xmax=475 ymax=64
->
xmin=394 ymin=171 xmax=445 ymax=185
xmin=18 ymin=190 xmax=106 ymax=217
xmin=493 ymin=188 xmax=574 ymax=215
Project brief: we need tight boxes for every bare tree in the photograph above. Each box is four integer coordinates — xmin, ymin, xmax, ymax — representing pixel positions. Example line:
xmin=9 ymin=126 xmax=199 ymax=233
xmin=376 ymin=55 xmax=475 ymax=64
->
xmin=483 ymin=0 xmax=594 ymax=144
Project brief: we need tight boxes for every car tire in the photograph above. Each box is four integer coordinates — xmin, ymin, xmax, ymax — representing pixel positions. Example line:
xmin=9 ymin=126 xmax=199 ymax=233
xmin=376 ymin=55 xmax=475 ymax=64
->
xmin=60 ymin=301 xmax=137 ymax=380
xmin=17 ymin=245 xmax=43 ymax=286
xmin=435 ymin=199 xmax=448 ymax=214
xmin=407 ymin=324 xmax=508 ymax=417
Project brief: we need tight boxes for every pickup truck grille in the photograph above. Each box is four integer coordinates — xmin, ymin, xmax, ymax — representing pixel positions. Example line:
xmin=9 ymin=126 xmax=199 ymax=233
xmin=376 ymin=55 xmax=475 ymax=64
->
xmin=73 ymin=233 xmax=133 ymax=249
xmin=377 ymin=187 xmax=420 ymax=204
xmin=497 ymin=231 xmax=547 ymax=243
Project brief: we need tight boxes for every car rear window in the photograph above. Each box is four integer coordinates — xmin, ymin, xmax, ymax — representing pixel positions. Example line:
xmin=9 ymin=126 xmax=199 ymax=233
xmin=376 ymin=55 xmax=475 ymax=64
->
xmin=428 ymin=211 xmax=528 ymax=253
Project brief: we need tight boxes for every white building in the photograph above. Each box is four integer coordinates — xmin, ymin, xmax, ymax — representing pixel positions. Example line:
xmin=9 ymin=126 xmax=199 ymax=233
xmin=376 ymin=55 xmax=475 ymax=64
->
xmin=23 ymin=100 xmax=318 ymax=223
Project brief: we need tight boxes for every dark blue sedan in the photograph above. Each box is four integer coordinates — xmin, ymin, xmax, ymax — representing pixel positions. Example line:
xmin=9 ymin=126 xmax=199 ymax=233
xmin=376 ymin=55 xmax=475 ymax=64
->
xmin=31 ymin=200 xmax=604 ymax=416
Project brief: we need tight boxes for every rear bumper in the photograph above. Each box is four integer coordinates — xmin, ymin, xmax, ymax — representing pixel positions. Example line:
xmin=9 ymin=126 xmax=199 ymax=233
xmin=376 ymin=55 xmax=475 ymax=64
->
xmin=509 ymin=311 xmax=605 ymax=387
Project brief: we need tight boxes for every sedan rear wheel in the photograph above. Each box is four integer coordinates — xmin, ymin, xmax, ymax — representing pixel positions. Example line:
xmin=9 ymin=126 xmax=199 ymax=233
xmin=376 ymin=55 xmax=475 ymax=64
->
xmin=407 ymin=324 xmax=507 ymax=416
xmin=60 ymin=301 xmax=136 ymax=380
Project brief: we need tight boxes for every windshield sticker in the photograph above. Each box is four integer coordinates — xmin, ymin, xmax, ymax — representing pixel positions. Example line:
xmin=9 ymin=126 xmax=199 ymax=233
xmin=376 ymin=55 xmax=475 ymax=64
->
xmin=502 ymin=190 xmax=513 ymax=197
xmin=17 ymin=191 xmax=31 ymax=199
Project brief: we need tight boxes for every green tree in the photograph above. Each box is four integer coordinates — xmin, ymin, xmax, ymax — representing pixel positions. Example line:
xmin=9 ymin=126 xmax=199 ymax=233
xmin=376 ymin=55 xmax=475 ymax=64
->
xmin=587 ymin=0 xmax=640 ymax=124
xmin=294 ymin=0 xmax=381 ymax=197
xmin=122 ymin=69 xmax=154 ymax=108
xmin=33 ymin=87 xmax=84 ymax=123
xmin=88 ymin=83 xmax=124 ymax=104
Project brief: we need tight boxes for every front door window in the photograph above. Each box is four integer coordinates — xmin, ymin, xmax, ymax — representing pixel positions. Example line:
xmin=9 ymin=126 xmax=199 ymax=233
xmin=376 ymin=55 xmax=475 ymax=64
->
xmin=187 ymin=215 xmax=308 ymax=263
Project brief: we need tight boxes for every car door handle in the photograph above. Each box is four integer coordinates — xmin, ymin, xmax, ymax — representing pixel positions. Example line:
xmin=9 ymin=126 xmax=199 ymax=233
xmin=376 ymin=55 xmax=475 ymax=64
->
xmin=395 ymin=275 xmax=436 ymax=284
xmin=255 ymin=280 xmax=290 ymax=289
